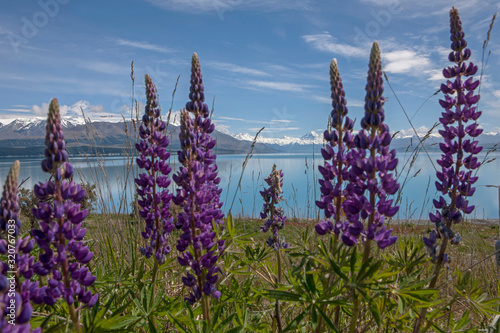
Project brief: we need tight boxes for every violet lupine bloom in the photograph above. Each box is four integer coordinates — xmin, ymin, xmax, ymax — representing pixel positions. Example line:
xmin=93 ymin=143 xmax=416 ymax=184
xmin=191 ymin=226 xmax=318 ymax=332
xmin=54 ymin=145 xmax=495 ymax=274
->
xmin=315 ymin=59 xmax=355 ymax=237
xmin=30 ymin=98 xmax=98 ymax=308
xmin=173 ymin=53 xmax=225 ymax=305
xmin=260 ymin=164 xmax=288 ymax=251
xmin=424 ymin=7 xmax=481 ymax=264
xmin=135 ymin=74 xmax=174 ymax=264
xmin=341 ymin=42 xmax=399 ymax=249
xmin=0 ymin=161 xmax=41 ymax=333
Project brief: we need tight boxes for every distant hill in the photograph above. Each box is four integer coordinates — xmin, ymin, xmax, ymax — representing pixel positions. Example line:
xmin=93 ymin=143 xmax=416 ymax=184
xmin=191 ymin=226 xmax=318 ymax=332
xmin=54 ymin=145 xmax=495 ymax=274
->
xmin=0 ymin=118 xmax=276 ymax=157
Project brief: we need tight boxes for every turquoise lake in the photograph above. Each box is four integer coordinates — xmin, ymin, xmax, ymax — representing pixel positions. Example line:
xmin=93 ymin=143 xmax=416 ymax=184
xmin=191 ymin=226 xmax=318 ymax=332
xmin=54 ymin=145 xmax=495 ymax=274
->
xmin=1 ymin=150 xmax=499 ymax=220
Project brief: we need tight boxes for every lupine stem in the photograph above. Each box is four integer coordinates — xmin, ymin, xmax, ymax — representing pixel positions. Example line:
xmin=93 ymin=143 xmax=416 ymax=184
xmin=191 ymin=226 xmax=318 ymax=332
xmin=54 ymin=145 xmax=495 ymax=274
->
xmin=271 ymin=201 xmax=283 ymax=332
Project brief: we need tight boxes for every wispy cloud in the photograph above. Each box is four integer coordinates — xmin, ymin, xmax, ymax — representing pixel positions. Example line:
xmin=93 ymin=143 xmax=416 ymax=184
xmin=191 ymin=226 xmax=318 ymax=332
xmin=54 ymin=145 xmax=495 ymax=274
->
xmin=312 ymin=95 xmax=365 ymax=107
xmin=112 ymin=38 xmax=174 ymax=53
xmin=78 ymin=61 xmax=130 ymax=75
xmin=144 ymin=0 xmax=311 ymax=13
xmin=426 ymin=69 xmax=444 ymax=81
xmin=302 ymin=33 xmax=368 ymax=58
xmin=206 ymin=61 xmax=270 ymax=77
xmin=0 ymin=108 xmax=31 ymax=113
xmin=382 ymin=50 xmax=432 ymax=74
xmin=1 ymin=73 xmax=128 ymax=97
xmin=247 ymin=80 xmax=313 ymax=93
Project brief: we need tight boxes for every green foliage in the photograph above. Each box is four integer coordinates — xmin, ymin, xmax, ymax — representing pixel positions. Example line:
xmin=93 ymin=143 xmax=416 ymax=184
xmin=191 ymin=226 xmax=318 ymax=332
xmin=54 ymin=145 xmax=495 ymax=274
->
xmin=19 ymin=182 xmax=97 ymax=230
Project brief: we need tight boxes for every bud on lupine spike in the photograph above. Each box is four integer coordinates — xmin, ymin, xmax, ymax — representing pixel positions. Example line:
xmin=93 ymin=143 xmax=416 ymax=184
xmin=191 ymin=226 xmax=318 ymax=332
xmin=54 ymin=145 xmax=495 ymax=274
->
xmin=316 ymin=58 xmax=355 ymax=238
xmin=261 ymin=164 xmax=288 ymax=250
xmin=31 ymin=98 xmax=97 ymax=310
xmin=424 ymin=7 xmax=482 ymax=264
xmin=136 ymin=75 xmax=174 ymax=264
xmin=346 ymin=42 xmax=399 ymax=249
xmin=174 ymin=53 xmax=224 ymax=305
xmin=42 ymin=98 xmax=68 ymax=173
xmin=0 ymin=160 xmax=20 ymax=234
xmin=362 ymin=42 xmax=385 ymax=130
xmin=186 ymin=53 xmax=210 ymax=118
xmin=0 ymin=161 xmax=41 ymax=332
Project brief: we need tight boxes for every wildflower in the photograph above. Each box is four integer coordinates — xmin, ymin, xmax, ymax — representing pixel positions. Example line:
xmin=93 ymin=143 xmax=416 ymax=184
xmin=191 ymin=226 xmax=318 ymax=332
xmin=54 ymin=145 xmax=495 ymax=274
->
xmin=172 ymin=53 xmax=225 ymax=308
xmin=260 ymin=164 xmax=288 ymax=250
xmin=342 ymin=42 xmax=399 ymax=249
xmin=135 ymin=74 xmax=174 ymax=264
xmin=414 ymin=8 xmax=482 ymax=332
xmin=0 ymin=161 xmax=41 ymax=332
xmin=30 ymin=99 xmax=97 ymax=329
xmin=315 ymin=58 xmax=355 ymax=237
xmin=424 ymin=6 xmax=481 ymax=263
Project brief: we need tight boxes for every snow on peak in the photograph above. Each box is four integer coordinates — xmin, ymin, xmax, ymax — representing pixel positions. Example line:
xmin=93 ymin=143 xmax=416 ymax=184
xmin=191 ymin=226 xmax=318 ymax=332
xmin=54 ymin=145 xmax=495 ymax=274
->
xmin=232 ymin=131 xmax=325 ymax=146
xmin=392 ymin=126 xmax=440 ymax=139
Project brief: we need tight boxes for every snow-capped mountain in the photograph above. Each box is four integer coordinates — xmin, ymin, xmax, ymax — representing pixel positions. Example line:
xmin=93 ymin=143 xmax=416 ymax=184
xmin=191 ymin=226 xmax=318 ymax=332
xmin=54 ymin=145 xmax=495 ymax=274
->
xmin=234 ymin=130 xmax=325 ymax=146
xmin=0 ymin=117 xmax=499 ymax=157
xmin=0 ymin=117 xmax=275 ymax=156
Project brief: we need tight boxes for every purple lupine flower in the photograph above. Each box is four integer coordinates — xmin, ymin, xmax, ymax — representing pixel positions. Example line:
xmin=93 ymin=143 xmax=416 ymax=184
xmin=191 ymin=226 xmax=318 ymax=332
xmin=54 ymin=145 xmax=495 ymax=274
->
xmin=342 ymin=42 xmax=399 ymax=249
xmin=0 ymin=161 xmax=41 ymax=333
xmin=424 ymin=7 xmax=481 ymax=263
xmin=30 ymin=99 xmax=98 ymax=310
xmin=315 ymin=58 xmax=355 ymax=238
xmin=260 ymin=164 xmax=288 ymax=251
xmin=135 ymin=74 xmax=174 ymax=264
xmin=172 ymin=53 xmax=225 ymax=305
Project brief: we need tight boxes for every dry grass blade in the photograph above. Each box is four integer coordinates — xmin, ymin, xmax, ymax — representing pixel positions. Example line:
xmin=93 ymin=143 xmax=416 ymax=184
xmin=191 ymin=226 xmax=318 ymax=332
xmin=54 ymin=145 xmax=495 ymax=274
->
xmin=383 ymin=71 xmax=438 ymax=173
xmin=229 ymin=127 xmax=265 ymax=213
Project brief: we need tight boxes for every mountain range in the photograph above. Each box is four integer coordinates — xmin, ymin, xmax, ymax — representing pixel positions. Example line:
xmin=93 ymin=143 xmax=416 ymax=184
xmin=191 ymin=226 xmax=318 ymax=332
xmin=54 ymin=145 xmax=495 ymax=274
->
xmin=0 ymin=118 xmax=499 ymax=157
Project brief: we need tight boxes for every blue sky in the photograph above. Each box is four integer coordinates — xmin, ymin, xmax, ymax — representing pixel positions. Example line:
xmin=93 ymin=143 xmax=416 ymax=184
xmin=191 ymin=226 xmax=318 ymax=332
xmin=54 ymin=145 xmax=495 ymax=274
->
xmin=0 ymin=0 xmax=499 ymax=138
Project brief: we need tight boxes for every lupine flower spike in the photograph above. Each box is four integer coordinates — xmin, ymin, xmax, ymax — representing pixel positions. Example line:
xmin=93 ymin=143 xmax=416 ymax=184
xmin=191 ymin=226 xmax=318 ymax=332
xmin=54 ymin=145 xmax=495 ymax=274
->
xmin=315 ymin=58 xmax=355 ymax=237
xmin=0 ymin=161 xmax=41 ymax=333
xmin=342 ymin=42 xmax=399 ymax=251
xmin=424 ymin=6 xmax=481 ymax=266
xmin=260 ymin=164 xmax=287 ymax=332
xmin=135 ymin=74 xmax=174 ymax=265
xmin=260 ymin=164 xmax=288 ymax=251
xmin=414 ymin=8 xmax=482 ymax=332
xmin=30 ymin=99 xmax=98 ymax=332
xmin=173 ymin=53 xmax=225 ymax=319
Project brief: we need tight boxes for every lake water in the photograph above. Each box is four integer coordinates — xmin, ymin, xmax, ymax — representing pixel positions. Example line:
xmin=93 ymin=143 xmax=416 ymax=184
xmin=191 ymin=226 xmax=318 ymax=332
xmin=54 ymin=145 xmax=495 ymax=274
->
xmin=1 ymin=150 xmax=500 ymax=220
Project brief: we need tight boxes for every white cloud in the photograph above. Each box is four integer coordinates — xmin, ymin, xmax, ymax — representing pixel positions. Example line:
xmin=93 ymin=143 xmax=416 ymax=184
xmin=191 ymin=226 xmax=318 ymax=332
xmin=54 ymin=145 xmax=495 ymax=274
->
xmin=302 ymin=33 xmax=368 ymax=58
xmin=0 ymin=108 xmax=31 ymax=113
xmin=113 ymin=38 xmax=174 ymax=53
xmin=426 ymin=69 xmax=444 ymax=81
xmin=206 ymin=61 xmax=270 ymax=77
xmin=144 ymin=0 xmax=310 ymax=13
xmin=247 ymin=80 xmax=312 ymax=93
xmin=493 ymin=90 xmax=500 ymax=98
xmin=79 ymin=61 xmax=130 ymax=75
xmin=312 ymin=95 xmax=364 ymax=107
xmin=382 ymin=50 xmax=432 ymax=74
xmin=358 ymin=0 xmax=400 ymax=5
